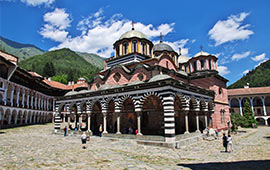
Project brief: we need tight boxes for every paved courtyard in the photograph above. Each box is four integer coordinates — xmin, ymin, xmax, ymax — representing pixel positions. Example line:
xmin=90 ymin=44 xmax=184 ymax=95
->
xmin=0 ymin=124 xmax=270 ymax=170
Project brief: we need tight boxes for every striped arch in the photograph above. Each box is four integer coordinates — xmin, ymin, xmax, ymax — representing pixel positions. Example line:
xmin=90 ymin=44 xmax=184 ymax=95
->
xmin=104 ymin=97 xmax=115 ymax=112
xmin=69 ymin=102 xmax=78 ymax=113
xmin=90 ymin=98 xmax=101 ymax=113
xmin=199 ymin=98 xmax=208 ymax=111
xmin=138 ymin=91 xmax=163 ymax=111
xmin=175 ymin=93 xmax=189 ymax=110
xmin=189 ymin=96 xmax=200 ymax=111
xmin=58 ymin=103 xmax=66 ymax=114
xmin=80 ymin=100 xmax=87 ymax=113
xmin=117 ymin=94 xmax=136 ymax=112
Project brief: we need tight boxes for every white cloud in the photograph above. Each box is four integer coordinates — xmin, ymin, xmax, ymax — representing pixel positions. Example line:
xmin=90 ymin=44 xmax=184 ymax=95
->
xmin=232 ymin=51 xmax=250 ymax=61
xmin=208 ymin=12 xmax=253 ymax=46
xmin=255 ymin=58 xmax=269 ymax=68
xmin=251 ymin=53 xmax=266 ymax=61
xmin=40 ymin=8 xmax=71 ymax=42
xmin=21 ymin=0 xmax=54 ymax=6
xmin=217 ymin=65 xmax=230 ymax=75
xmin=242 ymin=69 xmax=249 ymax=75
xmin=49 ymin=9 xmax=180 ymax=58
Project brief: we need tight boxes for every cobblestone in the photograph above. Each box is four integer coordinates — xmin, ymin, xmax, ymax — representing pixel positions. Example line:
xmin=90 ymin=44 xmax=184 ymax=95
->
xmin=0 ymin=124 xmax=270 ymax=169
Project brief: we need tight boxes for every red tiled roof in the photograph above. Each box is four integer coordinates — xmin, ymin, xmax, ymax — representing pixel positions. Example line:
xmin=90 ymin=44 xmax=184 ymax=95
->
xmin=28 ymin=71 xmax=43 ymax=78
xmin=43 ymin=79 xmax=88 ymax=90
xmin=228 ymin=87 xmax=270 ymax=96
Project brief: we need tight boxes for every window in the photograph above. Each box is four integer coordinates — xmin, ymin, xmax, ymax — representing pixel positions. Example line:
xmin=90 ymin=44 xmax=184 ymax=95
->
xmin=200 ymin=60 xmax=205 ymax=70
xmin=220 ymin=109 xmax=225 ymax=124
xmin=113 ymin=72 xmax=121 ymax=82
xmin=137 ymin=73 xmax=144 ymax=81
xmin=132 ymin=40 xmax=137 ymax=53
xmin=142 ymin=42 xmax=147 ymax=55
xmin=96 ymin=83 xmax=100 ymax=89
xmin=116 ymin=45 xmax=120 ymax=57
xmin=193 ymin=61 xmax=197 ymax=72
xmin=123 ymin=42 xmax=128 ymax=55
xmin=208 ymin=59 xmax=212 ymax=70
xmin=219 ymin=87 xmax=222 ymax=95
xmin=166 ymin=61 xmax=169 ymax=68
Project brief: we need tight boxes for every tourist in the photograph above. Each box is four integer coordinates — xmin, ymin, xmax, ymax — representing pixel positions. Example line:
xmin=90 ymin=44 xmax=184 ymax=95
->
xmin=64 ymin=126 xmax=67 ymax=137
xmin=135 ymin=129 xmax=138 ymax=135
xmin=81 ymin=132 xmax=87 ymax=149
xmin=128 ymin=127 xmax=133 ymax=134
xmin=222 ymin=133 xmax=228 ymax=152
xmin=227 ymin=135 xmax=233 ymax=152
xmin=99 ymin=124 xmax=103 ymax=137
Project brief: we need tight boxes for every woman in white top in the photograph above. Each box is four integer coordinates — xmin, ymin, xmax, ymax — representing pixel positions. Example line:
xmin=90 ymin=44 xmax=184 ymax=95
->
xmin=227 ymin=134 xmax=233 ymax=152
xmin=81 ymin=132 xmax=87 ymax=149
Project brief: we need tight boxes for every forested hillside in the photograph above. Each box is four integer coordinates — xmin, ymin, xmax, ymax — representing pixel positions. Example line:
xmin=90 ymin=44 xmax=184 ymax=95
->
xmin=228 ymin=59 xmax=270 ymax=89
xmin=19 ymin=48 xmax=101 ymax=84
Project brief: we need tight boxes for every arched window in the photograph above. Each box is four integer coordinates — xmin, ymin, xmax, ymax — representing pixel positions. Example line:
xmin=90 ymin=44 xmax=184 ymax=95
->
xmin=193 ymin=61 xmax=197 ymax=72
xmin=137 ymin=73 xmax=144 ymax=81
xmin=208 ymin=59 xmax=212 ymax=70
xmin=142 ymin=42 xmax=147 ymax=55
xmin=200 ymin=60 xmax=205 ymax=70
xmin=166 ymin=61 xmax=169 ymax=68
xmin=116 ymin=45 xmax=120 ymax=57
xmin=132 ymin=40 xmax=137 ymax=53
xmin=123 ymin=42 xmax=128 ymax=55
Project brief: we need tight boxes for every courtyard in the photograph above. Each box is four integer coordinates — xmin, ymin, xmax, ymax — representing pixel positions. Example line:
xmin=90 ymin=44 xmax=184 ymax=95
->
xmin=0 ymin=124 xmax=270 ymax=170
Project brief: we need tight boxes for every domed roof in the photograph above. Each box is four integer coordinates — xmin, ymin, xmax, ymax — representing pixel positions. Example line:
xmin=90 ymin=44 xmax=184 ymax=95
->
xmin=119 ymin=30 xmax=148 ymax=40
xmin=194 ymin=51 xmax=210 ymax=58
xmin=178 ymin=55 xmax=189 ymax=64
xmin=153 ymin=42 xmax=174 ymax=53
xmin=64 ymin=91 xmax=78 ymax=96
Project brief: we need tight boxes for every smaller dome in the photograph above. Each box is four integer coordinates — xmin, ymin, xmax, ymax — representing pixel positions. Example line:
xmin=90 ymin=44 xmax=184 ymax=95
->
xmin=153 ymin=42 xmax=174 ymax=53
xmin=119 ymin=30 xmax=148 ymax=40
xmin=149 ymin=74 xmax=171 ymax=82
xmin=178 ymin=55 xmax=189 ymax=64
xmin=194 ymin=51 xmax=210 ymax=58
xmin=78 ymin=77 xmax=86 ymax=81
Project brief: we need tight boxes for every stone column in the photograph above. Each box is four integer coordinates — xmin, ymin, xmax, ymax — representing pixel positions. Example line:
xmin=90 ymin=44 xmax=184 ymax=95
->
xmin=250 ymin=97 xmax=254 ymax=115
xmin=35 ymin=94 xmax=38 ymax=109
xmin=262 ymin=97 xmax=267 ymax=116
xmin=22 ymin=90 xmax=25 ymax=108
xmin=196 ymin=112 xmax=200 ymax=132
xmin=116 ymin=112 xmax=121 ymax=134
xmin=238 ymin=98 xmax=243 ymax=116
xmin=184 ymin=111 xmax=189 ymax=134
xmin=16 ymin=89 xmax=20 ymax=107
xmin=265 ymin=119 xmax=268 ymax=126
xmin=87 ymin=114 xmax=91 ymax=132
xmin=27 ymin=93 xmax=30 ymax=109
xmin=204 ymin=112 xmax=208 ymax=129
xmin=31 ymin=95 xmax=34 ymax=109
xmin=10 ymin=86 xmax=14 ymax=106
xmin=103 ymin=113 xmax=108 ymax=134
xmin=136 ymin=111 xmax=142 ymax=135
xmin=67 ymin=114 xmax=71 ymax=127
xmin=163 ymin=95 xmax=176 ymax=142
xmin=3 ymin=81 xmax=8 ymax=105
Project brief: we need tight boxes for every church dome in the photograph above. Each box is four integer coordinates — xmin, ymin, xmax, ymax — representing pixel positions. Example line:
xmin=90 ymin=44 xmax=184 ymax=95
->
xmin=152 ymin=42 xmax=174 ymax=52
xmin=194 ymin=51 xmax=210 ymax=58
xmin=119 ymin=30 xmax=148 ymax=40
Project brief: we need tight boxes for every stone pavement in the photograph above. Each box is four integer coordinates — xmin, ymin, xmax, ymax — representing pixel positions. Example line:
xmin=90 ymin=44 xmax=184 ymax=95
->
xmin=0 ymin=124 xmax=270 ymax=170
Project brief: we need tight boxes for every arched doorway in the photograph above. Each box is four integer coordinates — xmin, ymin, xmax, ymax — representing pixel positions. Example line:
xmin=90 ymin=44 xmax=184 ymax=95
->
xmin=69 ymin=104 xmax=78 ymax=130
xmin=174 ymin=95 xmax=185 ymax=135
xmin=230 ymin=98 xmax=240 ymax=114
xmin=256 ymin=117 xmax=265 ymax=125
xmin=0 ymin=107 xmax=4 ymax=128
xmin=91 ymin=101 xmax=103 ymax=135
xmin=107 ymin=100 xmax=116 ymax=133
xmin=121 ymin=98 xmax=136 ymax=134
xmin=265 ymin=96 xmax=270 ymax=115
xmin=142 ymin=95 xmax=164 ymax=135
xmin=11 ymin=110 xmax=17 ymax=125
xmin=17 ymin=110 xmax=22 ymax=125
xmin=188 ymin=98 xmax=197 ymax=133
xmin=4 ymin=109 xmax=11 ymax=126
xmin=253 ymin=97 xmax=263 ymax=116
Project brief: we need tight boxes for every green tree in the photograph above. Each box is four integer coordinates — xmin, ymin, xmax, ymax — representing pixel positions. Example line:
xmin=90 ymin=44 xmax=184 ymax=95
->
xmin=51 ymin=74 xmax=68 ymax=84
xmin=242 ymin=100 xmax=256 ymax=128
xmin=43 ymin=62 xmax=55 ymax=77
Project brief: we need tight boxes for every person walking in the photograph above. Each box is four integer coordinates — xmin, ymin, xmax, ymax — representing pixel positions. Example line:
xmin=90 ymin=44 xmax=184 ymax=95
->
xmin=81 ymin=132 xmax=87 ymax=149
xmin=222 ymin=133 xmax=228 ymax=152
xmin=64 ymin=126 xmax=67 ymax=137
xmin=99 ymin=124 xmax=103 ymax=137
xmin=227 ymin=134 xmax=233 ymax=152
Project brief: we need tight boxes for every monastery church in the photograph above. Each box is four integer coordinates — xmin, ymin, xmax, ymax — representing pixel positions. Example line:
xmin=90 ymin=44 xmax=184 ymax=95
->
xmin=55 ymin=26 xmax=230 ymax=144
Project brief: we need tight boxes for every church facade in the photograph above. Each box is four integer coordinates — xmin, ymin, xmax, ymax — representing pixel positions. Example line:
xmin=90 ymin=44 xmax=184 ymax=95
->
xmin=55 ymin=28 xmax=230 ymax=143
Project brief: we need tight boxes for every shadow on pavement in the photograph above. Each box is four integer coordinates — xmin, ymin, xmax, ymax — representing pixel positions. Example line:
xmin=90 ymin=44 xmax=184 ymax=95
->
xmin=263 ymin=136 xmax=270 ymax=140
xmin=177 ymin=160 xmax=270 ymax=170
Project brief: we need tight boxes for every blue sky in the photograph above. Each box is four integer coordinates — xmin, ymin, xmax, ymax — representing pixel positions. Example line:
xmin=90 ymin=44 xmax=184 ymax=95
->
xmin=1 ymin=0 xmax=270 ymax=85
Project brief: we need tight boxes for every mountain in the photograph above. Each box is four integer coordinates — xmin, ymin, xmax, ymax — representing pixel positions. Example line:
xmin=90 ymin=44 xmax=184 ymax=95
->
xmin=0 ymin=36 xmax=44 ymax=61
xmin=228 ymin=59 xmax=270 ymax=89
xmin=19 ymin=48 xmax=101 ymax=83
xmin=76 ymin=52 xmax=104 ymax=69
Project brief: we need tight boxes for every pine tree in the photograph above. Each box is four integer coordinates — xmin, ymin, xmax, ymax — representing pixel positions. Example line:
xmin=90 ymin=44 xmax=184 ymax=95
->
xmin=43 ymin=62 xmax=55 ymax=78
xmin=242 ymin=100 xmax=256 ymax=128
